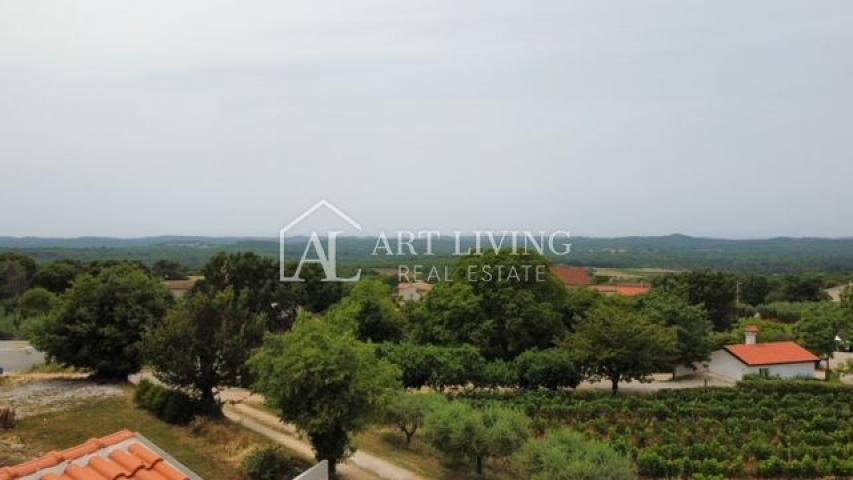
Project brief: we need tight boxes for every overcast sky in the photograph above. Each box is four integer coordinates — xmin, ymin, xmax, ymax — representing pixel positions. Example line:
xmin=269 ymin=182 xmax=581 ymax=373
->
xmin=1 ymin=1 xmax=851 ymax=238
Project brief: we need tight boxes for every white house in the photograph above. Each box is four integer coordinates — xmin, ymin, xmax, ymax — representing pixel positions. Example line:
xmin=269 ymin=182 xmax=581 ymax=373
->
xmin=676 ymin=325 xmax=818 ymax=381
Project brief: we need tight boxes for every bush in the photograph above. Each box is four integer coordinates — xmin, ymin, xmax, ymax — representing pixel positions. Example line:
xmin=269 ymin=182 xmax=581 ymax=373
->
xmin=514 ymin=428 xmax=636 ymax=480
xmin=756 ymin=456 xmax=785 ymax=478
xmin=242 ymin=447 xmax=301 ymax=480
xmin=134 ymin=379 xmax=197 ymax=425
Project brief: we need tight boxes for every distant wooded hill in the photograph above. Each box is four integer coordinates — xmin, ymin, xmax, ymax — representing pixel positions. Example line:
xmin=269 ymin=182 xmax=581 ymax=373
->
xmin=1 ymin=234 xmax=853 ymax=273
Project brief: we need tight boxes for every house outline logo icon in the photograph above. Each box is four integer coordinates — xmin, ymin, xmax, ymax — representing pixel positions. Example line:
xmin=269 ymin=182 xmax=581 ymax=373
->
xmin=279 ymin=200 xmax=363 ymax=282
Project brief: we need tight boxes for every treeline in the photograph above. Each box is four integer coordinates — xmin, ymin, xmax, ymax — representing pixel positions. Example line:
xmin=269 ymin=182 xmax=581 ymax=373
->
xmin=6 ymin=233 xmax=853 ymax=273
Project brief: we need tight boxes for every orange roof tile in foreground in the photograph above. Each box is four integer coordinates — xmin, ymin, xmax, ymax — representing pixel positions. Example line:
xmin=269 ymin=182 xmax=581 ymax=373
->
xmin=724 ymin=341 xmax=820 ymax=366
xmin=0 ymin=430 xmax=198 ymax=480
xmin=550 ymin=265 xmax=592 ymax=286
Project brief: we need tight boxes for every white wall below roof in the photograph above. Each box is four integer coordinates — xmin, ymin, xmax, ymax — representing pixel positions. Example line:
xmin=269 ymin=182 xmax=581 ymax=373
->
xmin=705 ymin=349 xmax=816 ymax=381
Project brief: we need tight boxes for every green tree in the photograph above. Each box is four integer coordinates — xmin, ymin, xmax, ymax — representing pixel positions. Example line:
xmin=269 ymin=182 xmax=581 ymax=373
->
xmin=143 ymin=289 xmax=267 ymax=415
xmin=17 ymin=288 xmax=57 ymax=319
xmin=325 ymin=280 xmax=404 ymax=342
xmin=565 ymin=304 xmax=676 ymax=393
xmin=409 ymin=251 xmax=571 ymax=359
xmin=655 ymin=271 xmax=737 ymax=331
xmin=796 ymin=304 xmax=849 ymax=380
xmin=197 ymin=252 xmax=343 ymax=330
xmin=33 ymin=260 xmax=82 ymax=293
xmin=31 ymin=264 xmax=171 ymax=378
xmin=376 ymin=343 xmax=487 ymax=389
xmin=638 ymin=291 xmax=713 ymax=371
xmin=426 ymin=402 xmax=530 ymax=476
xmin=249 ymin=315 xmax=400 ymax=476
xmin=0 ymin=253 xmax=36 ymax=300
xmin=513 ymin=428 xmax=636 ymax=480
xmin=739 ymin=274 xmax=773 ymax=306
xmin=769 ymin=274 xmax=830 ymax=303
xmin=513 ymin=348 xmax=581 ymax=390
xmin=385 ymin=393 xmax=445 ymax=446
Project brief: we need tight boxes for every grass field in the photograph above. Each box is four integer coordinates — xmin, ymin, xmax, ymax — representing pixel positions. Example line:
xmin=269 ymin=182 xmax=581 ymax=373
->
xmin=0 ymin=388 xmax=298 ymax=479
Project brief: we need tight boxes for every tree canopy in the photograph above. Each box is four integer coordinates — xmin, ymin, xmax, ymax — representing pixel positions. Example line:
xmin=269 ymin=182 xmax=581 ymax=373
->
xmin=31 ymin=264 xmax=171 ymax=378
xmin=144 ymin=289 xmax=267 ymax=414
xmin=565 ymin=304 xmax=676 ymax=393
xmin=249 ymin=315 xmax=400 ymax=474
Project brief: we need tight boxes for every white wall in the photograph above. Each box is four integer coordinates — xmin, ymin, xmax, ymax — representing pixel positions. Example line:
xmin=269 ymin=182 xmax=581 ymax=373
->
xmin=295 ymin=461 xmax=328 ymax=480
xmin=704 ymin=349 xmax=816 ymax=381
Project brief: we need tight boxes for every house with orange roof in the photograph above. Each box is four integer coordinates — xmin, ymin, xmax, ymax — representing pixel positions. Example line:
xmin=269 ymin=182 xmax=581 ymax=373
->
xmin=675 ymin=325 xmax=818 ymax=381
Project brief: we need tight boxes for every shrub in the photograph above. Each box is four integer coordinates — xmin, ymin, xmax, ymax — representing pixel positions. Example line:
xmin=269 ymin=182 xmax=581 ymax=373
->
xmin=757 ymin=456 xmax=785 ymax=478
xmin=242 ymin=447 xmax=301 ymax=480
xmin=133 ymin=379 xmax=197 ymax=425
xmin=513 ymin=428 xmax=636 ymax=480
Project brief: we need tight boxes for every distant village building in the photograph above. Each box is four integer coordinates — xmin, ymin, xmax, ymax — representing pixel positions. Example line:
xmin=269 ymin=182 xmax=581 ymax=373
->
xmin=589 ymin=283 xmax=651 ymax=297
xmin=550 ymin=265 xmax=651 ymax=297
xmin=676 ymin=325 xmax=818 ymax=381
xmin=162 ymin=276 xmax=201 ymax=298
xmin=549 ymin=265 xmax=593 ymax=287
xmin=397 ymin=281 xmax=433 ymax=301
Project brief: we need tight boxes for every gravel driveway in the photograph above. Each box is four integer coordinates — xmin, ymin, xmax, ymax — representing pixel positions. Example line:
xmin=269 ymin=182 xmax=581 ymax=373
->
xmin=0 ymin=379 xmax=124 ymax=418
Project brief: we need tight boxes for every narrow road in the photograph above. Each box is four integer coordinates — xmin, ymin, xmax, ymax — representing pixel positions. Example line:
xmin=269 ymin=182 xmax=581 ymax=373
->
xmin=224 ymin=402 xmax=426 ymax=480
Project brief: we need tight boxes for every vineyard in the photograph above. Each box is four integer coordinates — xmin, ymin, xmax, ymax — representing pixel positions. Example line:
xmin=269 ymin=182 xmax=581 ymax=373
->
xmin=462 ymin=379 xmax=853 ymax=479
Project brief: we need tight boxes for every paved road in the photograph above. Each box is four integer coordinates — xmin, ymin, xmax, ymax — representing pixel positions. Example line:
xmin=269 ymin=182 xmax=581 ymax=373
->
xmin=0 ymin=341 xmax=46 ymax=373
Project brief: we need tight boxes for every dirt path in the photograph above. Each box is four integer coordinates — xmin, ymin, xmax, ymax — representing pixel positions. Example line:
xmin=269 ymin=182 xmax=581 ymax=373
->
xmin=224 ymin=402 xmax=426 ymax=480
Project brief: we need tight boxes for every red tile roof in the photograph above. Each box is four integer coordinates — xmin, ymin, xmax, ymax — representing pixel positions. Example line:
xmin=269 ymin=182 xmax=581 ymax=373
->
xmin=0 ymin=430 xmax=196 ymax=480
xmin=550 ymin=265 xmax=592 ymax=286
xmin=397 ymin=282 xmax=433 ymax=293
xmin=724 ymin=341 xmax=820 ymax=366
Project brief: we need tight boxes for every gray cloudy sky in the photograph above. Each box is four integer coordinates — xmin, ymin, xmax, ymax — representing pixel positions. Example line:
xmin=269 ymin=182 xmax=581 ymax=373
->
xmin=1 ymin=0 xmax=851 ymax=238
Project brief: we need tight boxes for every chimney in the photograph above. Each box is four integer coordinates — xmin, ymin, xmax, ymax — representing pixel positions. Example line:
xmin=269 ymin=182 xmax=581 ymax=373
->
xmin=745 ymin=325 xmax=759 ymax=345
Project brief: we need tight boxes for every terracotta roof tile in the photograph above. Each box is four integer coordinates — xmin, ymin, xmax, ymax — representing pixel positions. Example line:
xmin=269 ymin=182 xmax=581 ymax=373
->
xmin=550 ymin=265 xmax=592 ymax=286
xmin=724 ymin=341 xmax=820 ymax=366
xmin=0 ymin=430 xmax=197 ymax=480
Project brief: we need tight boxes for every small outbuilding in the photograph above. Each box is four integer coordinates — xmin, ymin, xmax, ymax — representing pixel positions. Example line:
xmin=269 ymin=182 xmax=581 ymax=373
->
xmin=676 ymin=325 xmax=819 ymax=381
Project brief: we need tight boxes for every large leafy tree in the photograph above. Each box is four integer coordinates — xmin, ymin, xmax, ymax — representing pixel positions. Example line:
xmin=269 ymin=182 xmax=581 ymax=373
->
xmin=0 ymin=253 xmax=36 ymax=300
xmin=197 ymin=252 xmax=343 ymax=330
xmin=513 ymin=348 xmax=581 ymax=390
xmin=638 ymin=291 xmax=713 ymax=371
xmin=33 ymin=260 xmax=82 ymax=294
xmin=796 ymin=303 xmax=850 ymax=380
xmin=31 ymin=264 xmax=171 ymax=378
xmin=425 ymin=402 xmax=530 ymax=475
xmin=565 ymin=304 xmax=676 ymax=393
xmin=325 ymin=279 xmax=404 ymax=343
xmin=17 ymin=287 xmax=57 ymax=319
xmin=409 ymin=251 xmax=571 ymax=359
xmin=655 ymin=271 xmax=737 ymax=331
xmin=143 ymin=289 xmax=267 ymax=415
xmin=249 ymin=315 xmax=400 ymax=476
